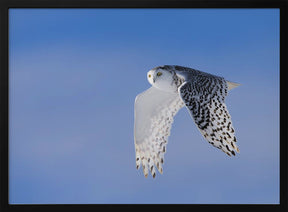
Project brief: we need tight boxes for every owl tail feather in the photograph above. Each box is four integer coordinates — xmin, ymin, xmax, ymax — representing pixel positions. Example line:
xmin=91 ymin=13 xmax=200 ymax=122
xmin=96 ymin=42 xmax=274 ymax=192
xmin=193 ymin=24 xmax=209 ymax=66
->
xmin=227 ymin=81 xmax=240 ymax=91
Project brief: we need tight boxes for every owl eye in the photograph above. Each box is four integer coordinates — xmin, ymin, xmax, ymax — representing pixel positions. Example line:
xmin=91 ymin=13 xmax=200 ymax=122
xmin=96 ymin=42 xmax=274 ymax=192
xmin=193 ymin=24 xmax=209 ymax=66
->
xmin=157 ymin=72 xmax=162 ymax=76
xmin=148 ymin=74 xmax=151 ymax=78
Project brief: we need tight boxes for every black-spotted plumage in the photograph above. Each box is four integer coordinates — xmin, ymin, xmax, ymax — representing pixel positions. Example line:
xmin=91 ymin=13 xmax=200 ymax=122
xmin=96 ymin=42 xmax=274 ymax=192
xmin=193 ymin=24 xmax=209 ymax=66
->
xmin=178 ymin=74 xmax=239 ymax=156
xmin=134 ymin=65 xmax=240 ymax=178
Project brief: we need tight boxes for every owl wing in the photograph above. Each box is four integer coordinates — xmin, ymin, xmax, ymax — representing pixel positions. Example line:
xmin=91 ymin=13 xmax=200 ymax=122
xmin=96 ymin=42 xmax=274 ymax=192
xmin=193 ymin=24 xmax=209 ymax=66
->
xmin=134 ymin=86 xmax=184 ymax=178
xmin=178 ymin=79 xmax=239 ymax=156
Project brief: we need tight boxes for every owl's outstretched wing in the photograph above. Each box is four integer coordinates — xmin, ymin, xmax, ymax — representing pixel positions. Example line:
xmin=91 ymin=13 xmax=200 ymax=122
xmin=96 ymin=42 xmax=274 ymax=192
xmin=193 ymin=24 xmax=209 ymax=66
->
xmin=178 ymin=79 xmax=239 ymax=156
xmin=134 ymin=87 xmax=184 ymax=178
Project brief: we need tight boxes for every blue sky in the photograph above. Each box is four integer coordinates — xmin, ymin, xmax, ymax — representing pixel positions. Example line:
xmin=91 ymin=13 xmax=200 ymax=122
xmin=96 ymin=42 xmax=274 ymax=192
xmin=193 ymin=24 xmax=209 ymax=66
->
xmin=9 ymin=9 xmax=279 ymax=204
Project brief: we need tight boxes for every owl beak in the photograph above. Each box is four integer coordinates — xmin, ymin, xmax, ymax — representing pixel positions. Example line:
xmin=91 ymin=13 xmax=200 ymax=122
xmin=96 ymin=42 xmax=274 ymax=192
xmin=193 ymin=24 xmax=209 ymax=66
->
xmin=152 ymin=75 xmax=156 ymax=83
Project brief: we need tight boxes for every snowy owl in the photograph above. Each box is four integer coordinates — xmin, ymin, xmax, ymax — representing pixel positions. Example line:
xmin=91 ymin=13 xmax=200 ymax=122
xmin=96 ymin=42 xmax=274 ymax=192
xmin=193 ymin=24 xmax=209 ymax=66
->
xmin=134 ymin=65 xmax=240 ymax=178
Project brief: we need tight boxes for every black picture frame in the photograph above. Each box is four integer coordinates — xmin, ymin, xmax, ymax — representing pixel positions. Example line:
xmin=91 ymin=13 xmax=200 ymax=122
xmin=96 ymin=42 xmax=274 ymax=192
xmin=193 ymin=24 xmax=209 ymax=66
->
xmin=0 ymin=0 xmax=287 ymax=211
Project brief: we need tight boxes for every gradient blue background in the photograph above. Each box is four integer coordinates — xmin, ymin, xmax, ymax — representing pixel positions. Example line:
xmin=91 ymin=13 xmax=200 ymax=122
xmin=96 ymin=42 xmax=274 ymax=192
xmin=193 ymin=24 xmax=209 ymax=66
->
xmin=9 ymin=9 xmax=279 ymax=204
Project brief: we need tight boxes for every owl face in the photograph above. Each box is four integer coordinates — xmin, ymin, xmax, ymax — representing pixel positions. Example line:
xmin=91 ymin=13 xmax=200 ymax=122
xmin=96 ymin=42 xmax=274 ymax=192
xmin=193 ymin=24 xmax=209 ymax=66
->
xmin=147 ymin=67 xmax=177 ymax=92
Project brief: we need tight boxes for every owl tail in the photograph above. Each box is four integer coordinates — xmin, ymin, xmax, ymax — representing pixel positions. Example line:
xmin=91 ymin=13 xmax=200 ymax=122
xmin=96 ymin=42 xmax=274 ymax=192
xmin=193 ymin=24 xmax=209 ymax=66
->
xmin=227 ymin=81 xmax=241 ymax=91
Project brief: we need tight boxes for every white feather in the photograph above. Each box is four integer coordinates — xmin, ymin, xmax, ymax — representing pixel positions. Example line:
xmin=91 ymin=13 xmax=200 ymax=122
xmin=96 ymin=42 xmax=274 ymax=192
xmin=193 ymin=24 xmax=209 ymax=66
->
xmin=134 ymin=65 xmax=240 ymax=178
xmin=134 ymin=86 xmax=184 ymax=177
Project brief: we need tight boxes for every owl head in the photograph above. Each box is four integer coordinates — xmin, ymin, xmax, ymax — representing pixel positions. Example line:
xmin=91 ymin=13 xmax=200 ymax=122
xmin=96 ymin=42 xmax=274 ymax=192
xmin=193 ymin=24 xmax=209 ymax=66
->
xmin=147 ymin=66 xmax=177 ymax=93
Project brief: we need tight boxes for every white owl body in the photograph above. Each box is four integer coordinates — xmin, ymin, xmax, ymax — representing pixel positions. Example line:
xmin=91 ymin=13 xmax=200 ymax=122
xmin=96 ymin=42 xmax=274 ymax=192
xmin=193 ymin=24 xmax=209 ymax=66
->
xmin=135 ymin=65 xmax=240 ymax=178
